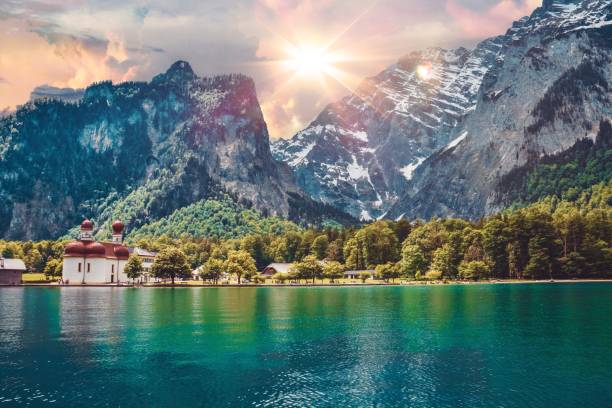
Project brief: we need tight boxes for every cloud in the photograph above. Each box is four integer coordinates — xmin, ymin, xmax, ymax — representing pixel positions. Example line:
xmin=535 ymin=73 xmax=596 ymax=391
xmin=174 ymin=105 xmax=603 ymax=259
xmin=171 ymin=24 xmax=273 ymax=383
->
xmin=446 ymin=0 xmax=540 ymax=38
xmin=0 ymin=18 xmax=146 ymax=109
xmin=0 ymin=0 xmax=542 ymax=138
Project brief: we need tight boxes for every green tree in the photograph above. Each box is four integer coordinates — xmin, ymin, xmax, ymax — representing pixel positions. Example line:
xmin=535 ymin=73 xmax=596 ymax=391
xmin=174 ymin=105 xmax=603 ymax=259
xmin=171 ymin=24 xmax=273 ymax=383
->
xmin=202 ymin=258 xmax=225 ymax=284
xmin=357 ymin=221 xmax=400 ymax=267
xmin=429 ymin=244 xmax=456 ymax=279
xmin=398 ymin=244 xmax=427 ymax=278
xmin=358 ymin=271 xmax=371 ymax=283
xmin=272 ymin=272 xmax=289 ymax=284
xmin=375 ymin=263 xmax=399 ymax=282
xmin=290 ymin=255 xmax=323 ymax=283
xmin=311 ymin=235 xmax=329 ymax=260
xmin=523 ymin=208 xmax=562 ymax=279
xmin=152 ymin=247 xmax=191 ymax=285
xmin=483 ymin=218 xmax=511 ymax=278
xmin=252 ymin=273 xmax=266 ymax=284
xmin=241 ymin=235 xmax=270 ymax=270
xmin=124 ymin=255 xmax=144 ymax=283
xmin=403 ymin=220 xmax=448 ymax=264
xmin=269 ymin=237 xmax=289 ymax=262
xmin=325 ymin=238 xmax=344 ymax=262
xmin=391 ymin=219 xmax=412 ymax=243
xmin=1 ymin=242 xmax=22 ymax=259
xmin=343 ymin=237 xmax=364 ymax=270
xmin=458 ymin=261 xmax=490 ymax=281
xmin=323 ymin=261 xmax=343 ymax=283
xmin=525 ymin=237 xmax=554 ymax=279
xmin=43 ymin=258 xmax=62 ymax=279
xmin=224 ymin=250 xmax=257 ymax=284
xmin=23 ymin=248 xmax=43 ymax=273
xmin=559 ymin=251 xmax=587 ymax=278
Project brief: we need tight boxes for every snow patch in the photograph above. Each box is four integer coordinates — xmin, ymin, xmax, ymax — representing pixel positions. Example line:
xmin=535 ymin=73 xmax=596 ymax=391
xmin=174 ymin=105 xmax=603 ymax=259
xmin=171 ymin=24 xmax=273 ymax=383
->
xmin=347 ymin=156 xmax=369 ymax=180
xmin=443 ymin=131 xmax=468 ymax=152
xmin=360 ymin=210 xmax=373 ymax=221
xmin=400 ymin=157 xmax=426 ymax=181
xmin=288 ymin=142 xmax=315 ymax=167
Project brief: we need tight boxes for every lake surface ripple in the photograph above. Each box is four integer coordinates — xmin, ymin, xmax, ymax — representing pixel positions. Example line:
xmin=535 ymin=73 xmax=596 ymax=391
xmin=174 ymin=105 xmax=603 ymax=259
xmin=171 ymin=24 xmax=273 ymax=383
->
xmin=1 ymin=284 xmax=611 ymax=407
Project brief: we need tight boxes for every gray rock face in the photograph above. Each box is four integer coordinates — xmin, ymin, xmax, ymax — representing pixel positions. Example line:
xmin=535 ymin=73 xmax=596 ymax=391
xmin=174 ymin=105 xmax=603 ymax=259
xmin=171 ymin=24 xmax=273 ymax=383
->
xmin=0 ymin=61 xmax=348 ymax=240
xmin=388 ymin=0 xmax=612 ymax=220
xmin=272 ymin=38 xmax=504 ymax=220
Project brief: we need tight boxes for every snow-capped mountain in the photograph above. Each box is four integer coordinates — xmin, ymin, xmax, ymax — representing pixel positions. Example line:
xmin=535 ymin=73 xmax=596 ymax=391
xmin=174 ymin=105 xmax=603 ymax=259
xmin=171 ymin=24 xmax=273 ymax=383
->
xmin=272 ymin=37 xmax=504 ymax=220
xmin=388 ymin=0 xmax=612 ymax=220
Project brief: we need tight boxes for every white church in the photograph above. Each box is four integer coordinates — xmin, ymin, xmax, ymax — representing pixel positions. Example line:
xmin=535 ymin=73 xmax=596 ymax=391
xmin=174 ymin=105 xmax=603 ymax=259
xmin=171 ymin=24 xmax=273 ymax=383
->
xmin=62 ymin=219 xmax=131 ymax=284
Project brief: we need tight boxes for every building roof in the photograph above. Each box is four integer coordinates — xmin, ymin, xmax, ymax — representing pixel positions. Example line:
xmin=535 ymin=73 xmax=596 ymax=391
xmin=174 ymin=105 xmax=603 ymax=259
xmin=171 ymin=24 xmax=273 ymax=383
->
xmin=263 ymin=263 xmax=293 ymax=273
xmin=128 ymin=247 xmax=157 ymax=257
xmin=0 ymin=258 xmax=26 ymax=272
xmin=344 ymin=269 xmax=375 ymax=275
xmin=64 ymin=241 xmax=130 ymax=260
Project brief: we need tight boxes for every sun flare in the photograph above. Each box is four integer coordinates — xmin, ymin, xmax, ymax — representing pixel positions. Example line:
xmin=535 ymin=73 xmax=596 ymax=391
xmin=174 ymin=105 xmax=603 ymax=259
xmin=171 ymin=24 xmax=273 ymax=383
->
xmin=284 ymin=45 xmax=336 ymax=77
xmin=416 ymin=64 xmax=433 ymax=80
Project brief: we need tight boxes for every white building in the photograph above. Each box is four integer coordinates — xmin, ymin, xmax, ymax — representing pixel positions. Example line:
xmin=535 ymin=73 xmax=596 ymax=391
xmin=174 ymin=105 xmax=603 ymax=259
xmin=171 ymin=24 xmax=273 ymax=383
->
xmin=129 ymin=247 xmax=158 ymax=283
xmin=62 ymin=219 xmax=130 ymax=284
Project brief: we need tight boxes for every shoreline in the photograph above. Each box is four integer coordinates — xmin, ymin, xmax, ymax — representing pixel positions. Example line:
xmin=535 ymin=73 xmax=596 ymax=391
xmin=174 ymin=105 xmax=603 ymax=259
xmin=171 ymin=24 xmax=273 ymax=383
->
xmin=6 ymin=279 xmax=612 ymax=288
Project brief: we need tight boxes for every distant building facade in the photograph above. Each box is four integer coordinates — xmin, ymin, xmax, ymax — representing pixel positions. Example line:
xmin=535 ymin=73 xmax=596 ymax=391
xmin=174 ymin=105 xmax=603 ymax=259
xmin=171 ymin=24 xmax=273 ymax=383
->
xmin=344 ymin=270 xmax=374 ymax=280
xmin=129 ymin=247 xmax=158 ymax=283
xmin=262 ymin=263 xmax=293 ymax=276
xmin=62 ymin=220 xmax=130 ymax=284
xmin=0 ymin=257 xmax=26 ymax=285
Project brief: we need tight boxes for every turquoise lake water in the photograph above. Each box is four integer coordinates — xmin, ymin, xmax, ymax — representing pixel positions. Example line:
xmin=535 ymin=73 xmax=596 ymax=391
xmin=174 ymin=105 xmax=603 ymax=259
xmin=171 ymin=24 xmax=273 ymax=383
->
xmin=1 ymin=284 xmax=611 ymax=407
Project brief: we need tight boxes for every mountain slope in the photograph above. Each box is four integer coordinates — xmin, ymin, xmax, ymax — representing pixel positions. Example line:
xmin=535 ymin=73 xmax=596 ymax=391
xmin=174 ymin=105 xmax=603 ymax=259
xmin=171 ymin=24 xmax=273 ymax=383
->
xmin=493 ymin=119 xmax=612 ymax=206
xmin=272 ymin=37 xmax=504 ymax=220
xmin=125 ymin=196 xmax=300 ymax=241
xmin=388 ymin=0 xmax=612 ymax=220
xmin=0 ymin=61 xmax=353 ymax=240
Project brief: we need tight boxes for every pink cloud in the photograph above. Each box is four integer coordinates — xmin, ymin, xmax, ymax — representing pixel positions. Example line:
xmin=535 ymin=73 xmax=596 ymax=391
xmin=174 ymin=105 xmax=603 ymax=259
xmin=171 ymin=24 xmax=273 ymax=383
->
xmin=446 ymin=0 xmax=540 ymax=39
xmin=0 ymin=18 xmax=146 ymax=111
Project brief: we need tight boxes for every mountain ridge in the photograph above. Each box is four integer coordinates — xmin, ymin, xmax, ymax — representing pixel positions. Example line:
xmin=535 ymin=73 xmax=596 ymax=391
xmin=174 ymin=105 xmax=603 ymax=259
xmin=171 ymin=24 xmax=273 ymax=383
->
xmin=387 ymin=0 xmax=612 ymax=220
xmin=0 ymin=61 xmax=354 ymax=240
xmin=272 ymin=36 xmax=505 ymax=220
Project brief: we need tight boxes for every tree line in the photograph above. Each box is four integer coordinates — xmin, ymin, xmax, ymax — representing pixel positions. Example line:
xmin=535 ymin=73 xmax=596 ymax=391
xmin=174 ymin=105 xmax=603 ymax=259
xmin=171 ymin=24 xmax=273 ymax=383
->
xmin=3 ymin=181 xmax=608 ymax=283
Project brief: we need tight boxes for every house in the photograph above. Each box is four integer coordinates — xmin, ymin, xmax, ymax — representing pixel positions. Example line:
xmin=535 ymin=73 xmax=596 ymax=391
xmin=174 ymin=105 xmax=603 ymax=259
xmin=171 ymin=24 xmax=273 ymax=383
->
xmin=344 ymin=270 xmax=374 ymax=280
xmin=128 ymin=247 xmax=158 ymax=283
xmin=0 ymin=256 xmax=26 ymax=285
xmin=262 ymin=263 xmax=293 ymax=276
xmin=62 ymin=220 xmax=130 ymax=284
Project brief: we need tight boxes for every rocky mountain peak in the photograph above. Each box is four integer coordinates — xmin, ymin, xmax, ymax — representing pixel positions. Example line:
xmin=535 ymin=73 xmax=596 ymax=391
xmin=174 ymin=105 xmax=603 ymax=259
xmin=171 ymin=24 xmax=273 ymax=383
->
xmin=272 ymin=36 xmax=503 ymax=220
xmin=387 ymin=0 xmax=612 ymax=220
xmin=153 ymin=60 xmax=196 ymax=84
xmin=542 ymin=0 xmax=585 ymax=11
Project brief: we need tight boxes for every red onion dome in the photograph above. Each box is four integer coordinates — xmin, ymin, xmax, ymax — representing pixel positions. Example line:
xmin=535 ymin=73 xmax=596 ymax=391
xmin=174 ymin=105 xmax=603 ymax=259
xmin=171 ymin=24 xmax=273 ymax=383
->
xmin=84 ymin=242 xmax=106 ymax=257
xmin=111 ymin=220 xmax=124 ymax=234
xmin=81 ymin=219 xmax=94 ymax=231
xmin=114 ymin=245 xmax=129 ymax=259
xmin=64 ymin=241 xmax=85 ymax=256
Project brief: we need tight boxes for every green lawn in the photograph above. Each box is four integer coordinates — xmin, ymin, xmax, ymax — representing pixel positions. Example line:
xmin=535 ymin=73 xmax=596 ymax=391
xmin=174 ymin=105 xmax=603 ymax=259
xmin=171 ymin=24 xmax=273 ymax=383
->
xmin=22 ymin=273 xmax=51 ymax=282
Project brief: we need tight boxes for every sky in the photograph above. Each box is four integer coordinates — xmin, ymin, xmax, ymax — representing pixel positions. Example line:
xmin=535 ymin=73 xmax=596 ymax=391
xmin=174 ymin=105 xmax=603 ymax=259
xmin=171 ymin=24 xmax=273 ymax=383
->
xmin=0 ymin=0 xmax=540 ymax=139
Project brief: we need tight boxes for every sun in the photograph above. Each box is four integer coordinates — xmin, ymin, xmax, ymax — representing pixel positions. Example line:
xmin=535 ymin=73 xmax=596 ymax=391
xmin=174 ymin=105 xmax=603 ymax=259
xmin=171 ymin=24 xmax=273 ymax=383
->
xmin=416 ymin=64 xmax=433 ymax=81
xmin=284 ymin=45 xmax=336 ymax=77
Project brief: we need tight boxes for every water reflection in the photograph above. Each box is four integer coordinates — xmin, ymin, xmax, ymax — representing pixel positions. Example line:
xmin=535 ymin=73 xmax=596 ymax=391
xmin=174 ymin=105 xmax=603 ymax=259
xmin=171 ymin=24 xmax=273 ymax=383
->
xmin=1 ymin=284 xmax=611 ymax=407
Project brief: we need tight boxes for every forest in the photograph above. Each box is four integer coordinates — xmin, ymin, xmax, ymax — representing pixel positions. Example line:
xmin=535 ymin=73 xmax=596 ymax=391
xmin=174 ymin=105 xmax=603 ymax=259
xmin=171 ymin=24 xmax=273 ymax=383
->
xmin=2 ymin=180 xmax=610 ymax=283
